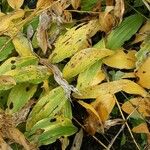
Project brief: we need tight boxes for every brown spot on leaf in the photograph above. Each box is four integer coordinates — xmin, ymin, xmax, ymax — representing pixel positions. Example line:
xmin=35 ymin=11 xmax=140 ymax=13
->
xmin=11 ymin=65 xmax=16 ymax=70
xmin=10 ymin=60 xmax=16 ymax=64
xmin=9 ymin=102 xmax=13 ymax=109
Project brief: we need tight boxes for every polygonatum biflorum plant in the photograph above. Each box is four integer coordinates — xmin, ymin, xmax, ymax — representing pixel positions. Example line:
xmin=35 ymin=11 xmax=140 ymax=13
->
xmin=0 ymin=0 xmax=150 ymax=149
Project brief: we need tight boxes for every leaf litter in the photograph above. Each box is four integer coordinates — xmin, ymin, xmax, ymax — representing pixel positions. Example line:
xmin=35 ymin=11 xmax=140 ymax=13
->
xmin=0 ymin=0 xmax=149 ymax=149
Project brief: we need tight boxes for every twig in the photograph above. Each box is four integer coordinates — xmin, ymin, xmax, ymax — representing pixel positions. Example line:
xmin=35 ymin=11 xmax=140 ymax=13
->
xmin=115 ymin=97 xmax=141 ymax=150
xmin=107 ymin=124 xmax=125 ymax=150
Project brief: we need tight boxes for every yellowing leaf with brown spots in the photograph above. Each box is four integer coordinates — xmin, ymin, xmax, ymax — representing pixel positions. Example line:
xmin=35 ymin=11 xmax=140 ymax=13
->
xmin=63 ymin=48 xmax=114 ymax=79
xmin=73 ymin=79 xmax=148 ymax=99
xmin=122 ymin=97 xmax=150 ymax=118
xmin=7 ymin=0 xmax=24 ymax=9
xmin=49 ymin=20 xmax=100 ymax=63
xmin=135 ymin=57 xmax=150 ymax=89
xmin=103 ymin=49 xmax=136 ymax=69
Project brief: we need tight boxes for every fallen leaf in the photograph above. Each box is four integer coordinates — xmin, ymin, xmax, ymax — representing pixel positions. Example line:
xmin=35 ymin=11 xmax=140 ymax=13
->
xmin=78 ymin=100 xmax=104 ymax=135
xmin=92 ymin=94 xmax=116 ymax=122
xmin=122 ymin=97 xmax=150 ymax=118
xmin=37 ymin=11 xmax=51 ymax=54
xmin=132 ymin=123 xmax=149 ymax=134
xmin=99 ymin=12 xmax=116 ymax=33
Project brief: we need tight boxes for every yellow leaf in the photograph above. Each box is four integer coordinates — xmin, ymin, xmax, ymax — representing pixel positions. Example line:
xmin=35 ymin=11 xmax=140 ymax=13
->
xmin=78 ymin=100 xmax=104 ymax=135
xmin=73 ymin=79 xmax=148 ymax=99
xmin=12 ymin=33 xmax=34 ymax=57
xmin=122 ymin=97 xmax=150 ymax=118
xmin=103 ymin=49 xmax=136 ymax=69
xmin=7 ymin=0 xmax=24 ymax=9
xmin=132 ymin=123 xmax=149 ymax=134
xmin=63 ymin=48 xmax=114 ymax=79
xmin=135 ymin=57 xmax=150 ymax=89
xmin=92 ymin=94 xmax=116 ymax=122
xmin=49 ymin=19 xmax=100 ymax=63
xmin=0 ymin=10 xmax=24 ymax=33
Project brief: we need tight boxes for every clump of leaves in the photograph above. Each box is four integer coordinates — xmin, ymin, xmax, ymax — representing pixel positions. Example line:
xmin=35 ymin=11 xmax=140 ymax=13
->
xmin=0 ymin=0 xmax=150 ymax=149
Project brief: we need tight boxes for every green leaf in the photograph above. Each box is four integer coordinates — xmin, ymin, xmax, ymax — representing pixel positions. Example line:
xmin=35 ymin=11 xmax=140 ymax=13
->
xmin=26 ymin=117 xmax=77 ymax=146
xmin=0 ymin=56 xmax=38 ymax=75
xmin=81 ymin=0 xmax=99 ymax=11
xmin=0 ymin=36 xmax=14 ymax=61
xmin=26 ymin=87 xmax=68 ymax=130
xmin=7 ymin=83 xmax=37 ymax=114
xmin=76 ymin=60 xmax=103 ymax=90
xmin=62 ymin=48 xmax=113 ymax=79
xmin=0 ymin=75 xmax=16 ymax=90
xmin=106 ymin=14 xmax=144 ymax=50
xmin=4 ymin=65 xmax=51 ymax=84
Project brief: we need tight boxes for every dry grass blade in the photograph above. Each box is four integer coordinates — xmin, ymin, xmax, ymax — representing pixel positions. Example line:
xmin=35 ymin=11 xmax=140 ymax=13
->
xmin=71 ymin=128 xmax=83 ymax=150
